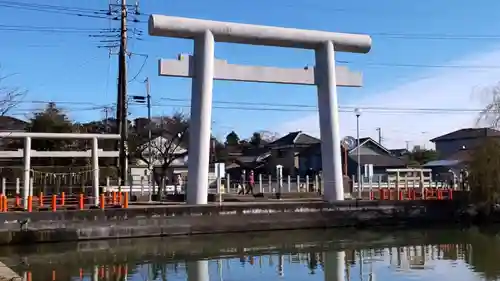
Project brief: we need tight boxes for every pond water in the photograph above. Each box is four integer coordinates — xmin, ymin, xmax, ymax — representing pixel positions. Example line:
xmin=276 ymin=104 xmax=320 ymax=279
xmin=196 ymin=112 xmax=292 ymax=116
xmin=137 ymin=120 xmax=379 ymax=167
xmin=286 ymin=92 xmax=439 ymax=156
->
xmin=2 ymin=227 xmax=500 ymax=281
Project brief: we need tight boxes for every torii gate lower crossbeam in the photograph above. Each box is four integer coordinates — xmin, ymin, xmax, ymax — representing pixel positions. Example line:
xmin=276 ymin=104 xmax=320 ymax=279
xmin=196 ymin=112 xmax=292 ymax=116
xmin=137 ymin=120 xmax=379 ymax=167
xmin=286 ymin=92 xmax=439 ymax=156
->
xmin=149 ymin=15 xmax=372 ymax=204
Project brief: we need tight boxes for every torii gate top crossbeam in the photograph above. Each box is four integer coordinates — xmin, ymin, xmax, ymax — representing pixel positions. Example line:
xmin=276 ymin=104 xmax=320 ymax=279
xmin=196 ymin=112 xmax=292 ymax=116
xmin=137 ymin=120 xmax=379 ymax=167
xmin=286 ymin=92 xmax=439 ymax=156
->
xmin=0 ymin=132 xmax=120 ymax=139
xmin=149 ymin=15 xmax=372 ymax=53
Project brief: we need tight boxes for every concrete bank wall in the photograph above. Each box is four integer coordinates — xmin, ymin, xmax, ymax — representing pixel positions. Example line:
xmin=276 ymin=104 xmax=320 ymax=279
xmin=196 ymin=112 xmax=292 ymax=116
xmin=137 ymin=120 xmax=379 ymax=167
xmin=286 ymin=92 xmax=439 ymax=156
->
xmin=0 ymin=200 xmax=463 ymax=245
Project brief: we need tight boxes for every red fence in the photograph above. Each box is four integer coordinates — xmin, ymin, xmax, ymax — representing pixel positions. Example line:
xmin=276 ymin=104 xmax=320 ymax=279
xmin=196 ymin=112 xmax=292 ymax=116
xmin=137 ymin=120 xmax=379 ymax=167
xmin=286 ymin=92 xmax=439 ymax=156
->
xmin=368 ymin=188 xmax=453 ymax=201
xmin=22 ymin=264 xmax=129 ymax=281
xmin=0 ymin=191 xmax=129 ymax=212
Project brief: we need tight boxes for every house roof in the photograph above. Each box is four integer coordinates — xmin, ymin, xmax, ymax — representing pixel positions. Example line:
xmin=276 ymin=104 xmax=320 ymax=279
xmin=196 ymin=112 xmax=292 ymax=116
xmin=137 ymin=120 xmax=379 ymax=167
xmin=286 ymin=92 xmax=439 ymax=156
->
xmin=297 ymin=139 xmax=405 ymax=167
xmin=349 ymin=154 xmax=407 ymax=167
xmin=298 ymin=137 xmax=392 ymax=156
xmin=423 ymin=159 xmax=462 ymax=167
xmin=268 ymin=131 xmax=320 ymax=147
xmin=390 ymin=148 xmax=410 ymax=157
xmin=430 ymin=128 xmax=500 ymax=142
xmin=236 ymin=156 xmax=258 ymax=164
xmin=0 ymin=116 xmax=27 ymax=131
xmin=353 ymin=137 xmax=391 ymax=154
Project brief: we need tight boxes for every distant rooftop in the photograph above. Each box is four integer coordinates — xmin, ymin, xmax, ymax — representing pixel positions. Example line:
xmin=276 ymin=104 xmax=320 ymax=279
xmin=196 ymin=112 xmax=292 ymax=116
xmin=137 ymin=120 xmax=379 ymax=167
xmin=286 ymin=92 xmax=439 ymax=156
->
xmin=268 ymin=131 xmax=320 ymax=147
xmin=430 ymin=128 xmax=500 ymax=142
xmin=423 ymin=159 xmax=462 ymax=167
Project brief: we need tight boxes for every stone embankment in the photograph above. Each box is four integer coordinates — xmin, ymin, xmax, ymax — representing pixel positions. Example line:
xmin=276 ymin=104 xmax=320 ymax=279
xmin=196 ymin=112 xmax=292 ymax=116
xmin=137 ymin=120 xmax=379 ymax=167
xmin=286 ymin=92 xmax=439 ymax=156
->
xmin=0 ymin=199 xmax=470 ymax=245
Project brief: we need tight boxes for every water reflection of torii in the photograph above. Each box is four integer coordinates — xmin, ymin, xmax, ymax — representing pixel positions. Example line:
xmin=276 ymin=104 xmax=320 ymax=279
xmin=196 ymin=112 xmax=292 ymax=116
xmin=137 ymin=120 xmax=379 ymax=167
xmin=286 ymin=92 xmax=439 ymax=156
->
xmin=187 ymin=261 xmax=210 ymax=281
xmin=343 ymin=250 xmax=377 ymax=281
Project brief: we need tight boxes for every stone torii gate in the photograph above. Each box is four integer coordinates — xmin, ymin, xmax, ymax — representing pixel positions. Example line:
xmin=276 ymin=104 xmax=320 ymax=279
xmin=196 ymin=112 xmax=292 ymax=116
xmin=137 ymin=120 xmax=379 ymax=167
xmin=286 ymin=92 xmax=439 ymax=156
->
xmin=149 ymin=15 xmax=372 ymax=204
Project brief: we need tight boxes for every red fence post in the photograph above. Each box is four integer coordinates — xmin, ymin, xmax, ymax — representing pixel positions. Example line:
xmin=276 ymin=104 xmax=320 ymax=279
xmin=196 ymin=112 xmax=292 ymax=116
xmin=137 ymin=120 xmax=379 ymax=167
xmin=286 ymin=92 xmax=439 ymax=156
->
xmin=78 ymin=194 xmax=84 ymax=210
xmin=27 ymin=195 xmax=33 ymax=212
xmin=51 ymin=195 xmax=57 ymax=212
xmin=2 ymin=196 xmax=7 ymax=212
xmin=61 ymin=192 xmax=65 ymax=206
xmin=39 ymin=192 xmax=44 ymax=207
xmin=123 ymin=192 xmax=129 ymax=208
xmin=100 ymin=194 xmax=105 ymax=210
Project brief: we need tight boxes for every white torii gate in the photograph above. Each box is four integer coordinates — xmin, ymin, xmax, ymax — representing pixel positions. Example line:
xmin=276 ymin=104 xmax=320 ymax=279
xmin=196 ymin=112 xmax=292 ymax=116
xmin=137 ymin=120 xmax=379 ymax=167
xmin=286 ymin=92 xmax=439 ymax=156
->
xmin=0 ymin=132 xmax=120 ymax=208
xmin=149 ymin=15 xmax=372 ymax=204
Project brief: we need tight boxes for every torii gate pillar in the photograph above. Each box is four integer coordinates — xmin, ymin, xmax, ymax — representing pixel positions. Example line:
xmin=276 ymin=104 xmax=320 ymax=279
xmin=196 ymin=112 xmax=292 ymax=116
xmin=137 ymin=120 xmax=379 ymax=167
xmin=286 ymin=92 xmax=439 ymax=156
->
xmin=149 ymin=15 xmax=372 ymax=204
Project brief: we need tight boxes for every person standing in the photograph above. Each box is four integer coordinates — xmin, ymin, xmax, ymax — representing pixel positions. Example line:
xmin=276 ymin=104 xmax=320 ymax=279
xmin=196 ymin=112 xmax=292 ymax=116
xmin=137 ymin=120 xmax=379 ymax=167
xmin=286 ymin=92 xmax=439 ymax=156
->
xmin=176 ymin=174 xmax=183 ymax=194
xmin=238 ymin=170 xmax=246 ymax=195
xmin=247 ymin=170 xmax=255 ymax=194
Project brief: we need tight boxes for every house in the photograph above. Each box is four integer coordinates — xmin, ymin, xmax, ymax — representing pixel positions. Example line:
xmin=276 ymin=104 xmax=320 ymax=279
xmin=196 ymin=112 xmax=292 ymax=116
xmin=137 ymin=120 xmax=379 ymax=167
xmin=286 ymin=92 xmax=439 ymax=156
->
xmin=224 ymin=152 xmax=271 ymax=180
xmin=0 ymin=116 xmax=27 ymax=132
xmin=423 ymin=128 xmax=500 ymax=180
xmin=132 ymin=135 xmax=189 ymax=183
xmin=0 ymin=116 xmax=28 ymax=166
xmin=390 ymin=148 xmax=410 ymax=157
xmin=423 ymin=145 xmax=473 ymax=180
xmin=266 ymin=131 xmax=320 ymax=176
xmin=430 ymin=128 xmax=500 ymax=159
xmin=298 ymin=137 xmax=407 ymax=180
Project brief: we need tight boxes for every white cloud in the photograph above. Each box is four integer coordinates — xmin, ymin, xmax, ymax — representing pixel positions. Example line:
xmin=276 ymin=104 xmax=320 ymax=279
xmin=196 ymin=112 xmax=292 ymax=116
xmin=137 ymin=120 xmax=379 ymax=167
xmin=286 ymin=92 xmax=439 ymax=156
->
xmin=276 ymin=47 xmax=500 ymax=150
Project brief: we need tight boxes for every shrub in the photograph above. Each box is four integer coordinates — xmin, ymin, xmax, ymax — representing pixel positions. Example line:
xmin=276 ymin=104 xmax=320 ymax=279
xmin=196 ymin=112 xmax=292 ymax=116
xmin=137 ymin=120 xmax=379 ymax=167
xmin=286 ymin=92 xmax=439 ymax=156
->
xmin=468 ymin=138 xmax=500 ymax=207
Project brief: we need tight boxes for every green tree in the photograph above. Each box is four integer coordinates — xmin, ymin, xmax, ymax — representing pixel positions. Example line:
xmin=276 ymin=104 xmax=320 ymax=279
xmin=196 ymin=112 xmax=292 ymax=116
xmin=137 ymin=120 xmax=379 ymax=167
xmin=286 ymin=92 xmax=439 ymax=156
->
xmin=212 ymin=138 xmax=228 ymax=162
xmin=249 ymin=132 xmax=263 ymax=147
xmin=408 ymin=147 xmax=439 ymax=165
xmin=225 ymin=131 xmax=240 ymax=146
xmin=26 ymin=102 xmax=76 ymax=166
xmin=77 ymin=118 xmax=120 ymax=168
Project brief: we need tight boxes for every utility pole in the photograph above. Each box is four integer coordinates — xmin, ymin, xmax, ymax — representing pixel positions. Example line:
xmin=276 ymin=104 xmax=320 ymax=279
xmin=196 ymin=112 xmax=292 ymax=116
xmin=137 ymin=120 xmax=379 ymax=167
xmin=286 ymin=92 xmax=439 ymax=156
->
xmin=405 ymin=141 xmax=410 ymax=151
xmin=145 ymin=77 xmax=153 ymax=200
xmin=102 ymin=106 xmax=112 ymax=133
xmin=376 ymin=127 xmax=382 ymax=145
xmin=117 ymin=0 xmax=128 ymax=186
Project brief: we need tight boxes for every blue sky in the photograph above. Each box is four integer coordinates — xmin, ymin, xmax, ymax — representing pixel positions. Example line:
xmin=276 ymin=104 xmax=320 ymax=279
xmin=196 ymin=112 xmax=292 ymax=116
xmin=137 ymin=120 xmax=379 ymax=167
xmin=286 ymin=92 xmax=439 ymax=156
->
xmin=2 ymin=0 xmax=500 ymax=148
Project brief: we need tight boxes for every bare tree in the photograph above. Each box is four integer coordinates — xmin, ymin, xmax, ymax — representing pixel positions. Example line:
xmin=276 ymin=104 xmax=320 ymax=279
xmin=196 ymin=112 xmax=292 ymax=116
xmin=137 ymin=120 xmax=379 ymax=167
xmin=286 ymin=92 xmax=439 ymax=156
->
xmin=257 ymin=130 xmax=281 ymax=142
xmin=0 ymin=70 xmax=26 ymax=116
xmin=129 ymin=113 xmax=190 ymax=196
xmin=477 ymin=83 xmax=500 ymax=128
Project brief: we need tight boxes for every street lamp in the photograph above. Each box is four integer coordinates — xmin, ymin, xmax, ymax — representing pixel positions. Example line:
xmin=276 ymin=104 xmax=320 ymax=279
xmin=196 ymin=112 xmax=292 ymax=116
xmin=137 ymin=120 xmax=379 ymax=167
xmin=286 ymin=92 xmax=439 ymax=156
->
xmin=354 ymin=108 xmax=362 ymax=199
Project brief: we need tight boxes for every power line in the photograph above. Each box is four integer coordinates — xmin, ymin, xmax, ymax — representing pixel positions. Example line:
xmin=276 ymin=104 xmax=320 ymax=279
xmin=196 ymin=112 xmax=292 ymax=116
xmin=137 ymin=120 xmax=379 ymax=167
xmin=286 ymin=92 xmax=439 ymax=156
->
xmin=0 ymin=1 xmax=104 ymax=12
xmin=7 ymin=100 xmax=105 ymax=106
xmin=0 ymin=5 xmax=110 ymax=19
xmin=0 ymin=1 xmax=110 ymax=18
xmin=336 ymin=60 xmax=500 ymax=69
xmin=0 ymin=24 xmax=107 ymax=31
xmin=3 ymin=98 xmax=494 ymax=115
xmin=127 ymin=53 xmax=148 ymax=82
xmin=158 ymin=97 xmax=490 ymax=113
xmin=0 ymin=26 xmax=116 ymax=34
xmin=149 ymin=103 xmax=488 ymax=114
xmin=370 ymin=33 xmax=500 ymax=40
xmin=8 ymin=19 xmax=500 ymax=43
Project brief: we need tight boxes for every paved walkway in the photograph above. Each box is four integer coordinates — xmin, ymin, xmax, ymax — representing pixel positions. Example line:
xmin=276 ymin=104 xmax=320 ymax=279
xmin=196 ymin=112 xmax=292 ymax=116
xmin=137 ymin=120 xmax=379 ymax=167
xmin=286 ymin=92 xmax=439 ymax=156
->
xmin=0 ymin=261 xmax=21 ymax=281
xmin=129 ymin=198 xmax=323 ymax=208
